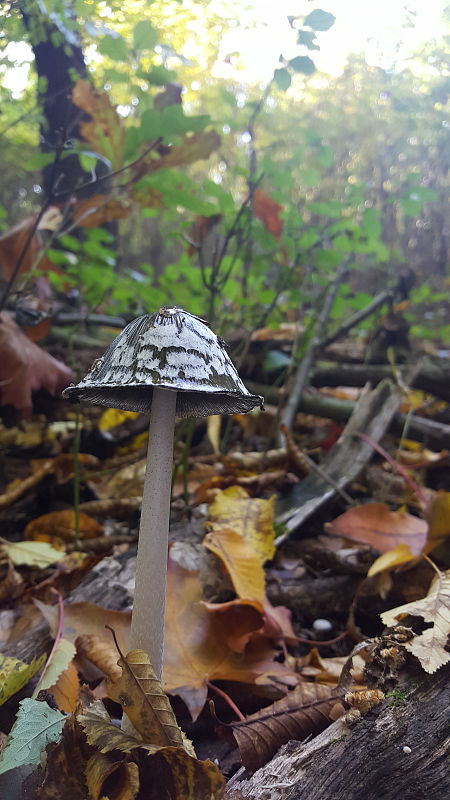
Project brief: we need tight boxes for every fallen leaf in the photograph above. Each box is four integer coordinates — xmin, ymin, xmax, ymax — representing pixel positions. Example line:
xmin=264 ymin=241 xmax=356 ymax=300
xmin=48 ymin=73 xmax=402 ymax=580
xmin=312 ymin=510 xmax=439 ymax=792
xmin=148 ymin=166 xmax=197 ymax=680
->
xmin=0 ymin=698 xmax=65 ymax=774
xmin=203 ymin=599 xmax=265 ymax=652
xmin=48 ymin=660 xmax=80 ymax=713
xmin=425 ymin=491 xmax=450 ymax=549
xmin=0 ymin=313 xmax=73 ymax=414
xmin=33 ymin=638 xmax=76 ymax=697
xmin=106 ymin=648 xmax=185 ymax=749
xmin=85 ymin=752 xmax=139 ymax=800
xmin=0 ymin=653 xmax=46 ymax=705
xmin=203 ymin=528 xmax=265 ymax=602
xmin=38 ymin=688 xmax=93 ymax=799
xmin=381 ymin=567 xmax=450 ymax=673
xmin=368 ymin=543 xmax=417 ymax=577
xmin=228 ymin=682 xmax=344 ymax=772
xmin=24 ymin=510 xmax=102 ymax=545
xmin=325 ymin=502 xmax=428 ymax=556
xmin=163 ymin=556 xmax=294 ymax=720
xmin=207 ymin=486 xmax=276 ymax=564
xmin=76 ymin=634 xmax=122 ymax=681
xmin=3 ymin=540 xmax=64 ymax=568
xmin=253 ymin=188 xmax=283 ymax=240
xmin=34 ymin=600 xmax=131 ymax=654
xmin=79 ymin=700 xmax=225 ymax=800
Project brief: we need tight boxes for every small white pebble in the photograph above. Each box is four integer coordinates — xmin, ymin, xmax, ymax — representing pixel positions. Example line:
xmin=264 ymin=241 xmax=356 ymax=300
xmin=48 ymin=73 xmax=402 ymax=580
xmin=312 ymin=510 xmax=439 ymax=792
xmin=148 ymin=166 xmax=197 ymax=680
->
xmin=402 ymin=746 xmax=412 ymax=754
xmin=313 ymin=618 xmax=333 ymax=635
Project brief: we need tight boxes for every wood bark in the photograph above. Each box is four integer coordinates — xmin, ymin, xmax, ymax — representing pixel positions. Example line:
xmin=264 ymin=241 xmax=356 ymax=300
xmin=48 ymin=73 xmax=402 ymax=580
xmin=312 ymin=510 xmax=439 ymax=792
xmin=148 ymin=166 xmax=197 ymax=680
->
xmin=226 ymin=662 xmax=450 ymax=800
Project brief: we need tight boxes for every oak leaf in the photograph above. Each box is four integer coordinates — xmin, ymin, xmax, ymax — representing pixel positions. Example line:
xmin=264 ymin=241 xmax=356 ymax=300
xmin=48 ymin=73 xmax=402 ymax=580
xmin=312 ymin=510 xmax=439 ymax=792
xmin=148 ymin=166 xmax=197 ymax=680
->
xmin=381 ymin=568 xmax=450 ymax=673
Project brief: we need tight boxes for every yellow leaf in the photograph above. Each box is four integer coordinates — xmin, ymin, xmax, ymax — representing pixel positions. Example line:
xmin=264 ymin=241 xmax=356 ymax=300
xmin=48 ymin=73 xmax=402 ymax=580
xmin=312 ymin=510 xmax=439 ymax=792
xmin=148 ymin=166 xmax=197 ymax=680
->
xmin=203 ymin=528 xmax=265 ymax=602
xmin=0 ymin=653 xmax=46 ymax=705
xmin=425 ymin=491 xmax=450 ymax=549
xmin=3 ymin=539 xmax=64 ymax=567
xmin=206 ymin=414 xmax=221 ymax=455
xmin=106 ymin=649 xmax=186 ymax=750
xmin=98 ymin=408 xmax=138 ymax=431
xmin=33 ymin=638 xmax=76 ymax=698
xmin=367 ymin=544 xmax=416 ymax=577
xmin=207 ymin=486 xmax=276 ymax=563
xmin=381 ymin=568 xmax=450 ymax=673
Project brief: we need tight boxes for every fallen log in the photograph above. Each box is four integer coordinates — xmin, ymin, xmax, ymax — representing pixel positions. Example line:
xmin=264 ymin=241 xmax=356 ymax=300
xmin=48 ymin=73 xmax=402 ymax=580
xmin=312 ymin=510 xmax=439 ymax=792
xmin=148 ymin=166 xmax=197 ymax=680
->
xmin=311 ymin=357 xmax=450 ymax=402
xmin=226 ymin=660 xmax=450 ymax=800
xmin=247 ymin=381 xmax=450 ymax=449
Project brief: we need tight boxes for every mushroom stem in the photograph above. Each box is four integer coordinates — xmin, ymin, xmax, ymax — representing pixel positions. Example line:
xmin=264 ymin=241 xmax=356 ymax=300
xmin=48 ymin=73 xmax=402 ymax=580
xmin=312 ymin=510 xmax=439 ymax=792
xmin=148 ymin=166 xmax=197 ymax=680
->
xmin=129 ymin=386 xmax=177 ymax=680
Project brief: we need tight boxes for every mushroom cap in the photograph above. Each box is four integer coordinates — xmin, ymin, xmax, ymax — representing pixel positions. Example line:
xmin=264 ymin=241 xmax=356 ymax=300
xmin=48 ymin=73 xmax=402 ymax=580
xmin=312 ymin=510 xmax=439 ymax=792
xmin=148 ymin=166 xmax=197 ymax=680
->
xmin=62 ymin=307 xmax=263 ymax=417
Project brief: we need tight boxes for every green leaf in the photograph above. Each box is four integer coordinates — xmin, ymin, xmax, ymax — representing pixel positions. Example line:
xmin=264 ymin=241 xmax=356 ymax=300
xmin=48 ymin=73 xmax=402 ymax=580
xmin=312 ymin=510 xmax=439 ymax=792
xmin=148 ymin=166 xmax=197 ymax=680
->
xmin=297 ymin=30 xmax=320 ymax=50
xmin=288 ymin=56 xmax=316 ymax=75
xmin=273 ymin=68 xmax=291 ymax=91
xmin=133 ymin=20 xmax=158 ymax=51
xmin=32 ymin=639 xmax=76 ymax=697
xmin=3 ymin=540 xmax=63 ymax=568
xmin=0 ymin=654 xmax=46 ymax=706
xmin=98 ymin=34 xmax=128 ymax=62
xmin=144 ymin=65 xmax=177 ymax=85
xmin=308 ymin=200 xmax=343 ymax=217
xmin=25 ymin=152 xmax=55 ymax=171
xmin=0 ymin=699 xmax=65 ymax=775
xmin=304 ymin=9 xmax=336 ymax=31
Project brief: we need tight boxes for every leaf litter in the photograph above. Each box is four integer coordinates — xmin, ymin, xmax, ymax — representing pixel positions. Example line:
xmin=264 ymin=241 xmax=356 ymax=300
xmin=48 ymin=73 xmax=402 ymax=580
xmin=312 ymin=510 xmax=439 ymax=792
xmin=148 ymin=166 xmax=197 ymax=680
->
xmin=0 ymin=316 xmax=450 ymax=794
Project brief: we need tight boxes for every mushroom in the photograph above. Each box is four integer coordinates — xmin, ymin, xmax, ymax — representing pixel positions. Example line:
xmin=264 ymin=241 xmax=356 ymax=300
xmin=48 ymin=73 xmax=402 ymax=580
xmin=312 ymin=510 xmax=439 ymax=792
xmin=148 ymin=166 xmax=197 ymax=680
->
xmin=63 ymin=306 xmax=263 ymax=679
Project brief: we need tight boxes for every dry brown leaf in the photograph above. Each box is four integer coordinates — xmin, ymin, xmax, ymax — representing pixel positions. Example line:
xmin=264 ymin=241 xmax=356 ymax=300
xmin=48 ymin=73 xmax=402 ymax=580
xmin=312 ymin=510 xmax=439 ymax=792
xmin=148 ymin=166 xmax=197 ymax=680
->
xmin=228 ymin=682 xmax=344 ymax=772
xmin=76 ymin=634 xmax=122 ymax=681
xmin=72 ymin=79 xmax=125 ymax=168
xmin=39 ymin=692 xmax=93 ymax=800
xmin=48 ymin=660 xmax=80 ymax=713
xmin=79 ymin=700 xmax=225 ymax=800
xmin=202 ymin=599 xmax=265 ymax=652
xmin=106 ymin=648 xmax=185 ymax=749
xmin=253 ymin=188 xmax=283 ymax=240
xmin=163 ymin=556 xmax=295 ymax=720
xmin=0 ymin=214 xmax=55 ymax=281
xmin=325 ymin=502 xmax=428 ymax=556
xmin=34 ymin=599 xmax=130 ymax=654
xmin=73 ymin=194 xmax=131 ymax=227
xmin=85 ymin=752 xmax=139 ymax=800
xmin=0 ymin=313 xmax=73 ymax=414
xmin=207 ymin=486 xmax=276 ymax=564
xmin=381 ymin=568 xmax=450 ymax=673
xmin=24 ymin=509 xmax=102 ymax=545
xmin=203 ymin=528 xmax=265 ymax=602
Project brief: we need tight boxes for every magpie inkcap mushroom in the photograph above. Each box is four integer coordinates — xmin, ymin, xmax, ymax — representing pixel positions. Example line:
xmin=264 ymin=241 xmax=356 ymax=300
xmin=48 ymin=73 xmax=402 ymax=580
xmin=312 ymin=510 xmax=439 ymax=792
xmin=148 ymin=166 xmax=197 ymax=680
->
xmin=63 ymin=306 xmax=263 ymax=415
xmin=63 ymin=307 xmax=263 ymax=680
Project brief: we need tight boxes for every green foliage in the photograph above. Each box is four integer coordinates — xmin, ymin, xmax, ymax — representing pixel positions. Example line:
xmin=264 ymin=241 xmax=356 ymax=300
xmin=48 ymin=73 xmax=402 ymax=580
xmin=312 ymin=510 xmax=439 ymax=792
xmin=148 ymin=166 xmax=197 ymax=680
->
xmin=0 ymin=698 xmax=65 ymax=775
